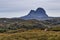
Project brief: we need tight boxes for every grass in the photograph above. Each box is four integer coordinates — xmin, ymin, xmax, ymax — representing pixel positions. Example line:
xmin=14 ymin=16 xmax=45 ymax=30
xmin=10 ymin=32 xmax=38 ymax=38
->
xmin=0 ymin=29 xmax=60 ymax=40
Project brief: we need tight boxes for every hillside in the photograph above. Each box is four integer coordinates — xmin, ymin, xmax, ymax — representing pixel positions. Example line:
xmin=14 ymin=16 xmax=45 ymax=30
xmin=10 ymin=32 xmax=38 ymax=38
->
xmin=0 ymin=18 xmax=60 ymax=40
xmin=0 ymin=30 xmax=60 ymax=40
xmin=0 ymin=18 xmax=60 ymax=33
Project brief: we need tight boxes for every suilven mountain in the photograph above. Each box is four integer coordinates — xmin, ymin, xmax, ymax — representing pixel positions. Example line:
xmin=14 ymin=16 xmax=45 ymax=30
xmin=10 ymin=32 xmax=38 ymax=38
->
xmin=20 ymin=8 xmax=49 ymax=20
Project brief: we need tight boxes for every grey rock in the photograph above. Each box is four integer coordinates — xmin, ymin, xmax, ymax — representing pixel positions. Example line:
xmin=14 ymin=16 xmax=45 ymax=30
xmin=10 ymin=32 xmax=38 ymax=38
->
xmin=20 ymin=8 xmax=49 ymax=20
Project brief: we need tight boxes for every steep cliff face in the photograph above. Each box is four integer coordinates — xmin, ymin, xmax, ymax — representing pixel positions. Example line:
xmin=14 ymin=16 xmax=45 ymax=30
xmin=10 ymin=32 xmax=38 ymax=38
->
xmin=20 ymin=8 xmax=48 ymax=20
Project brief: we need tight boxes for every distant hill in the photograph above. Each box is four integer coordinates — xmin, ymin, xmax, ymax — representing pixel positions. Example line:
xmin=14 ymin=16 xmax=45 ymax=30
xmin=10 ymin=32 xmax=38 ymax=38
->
xmin=0 ymin=17 xmax=60 ymax=32
xmin=20 ymin=8 xmax=49 ymax=20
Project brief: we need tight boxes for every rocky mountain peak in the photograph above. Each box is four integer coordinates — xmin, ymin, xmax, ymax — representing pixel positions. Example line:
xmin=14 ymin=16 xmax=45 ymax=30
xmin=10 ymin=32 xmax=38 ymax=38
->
xmin=20 ymin=7 xmax=49 ymax=20
xmin=36 ymin=8 xmax=46 ymax=13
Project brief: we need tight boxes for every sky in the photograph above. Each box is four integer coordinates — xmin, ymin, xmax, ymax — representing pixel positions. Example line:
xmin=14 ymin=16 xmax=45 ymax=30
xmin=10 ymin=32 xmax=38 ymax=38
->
xmin=0 ymin=0 xmax=60 ymax=18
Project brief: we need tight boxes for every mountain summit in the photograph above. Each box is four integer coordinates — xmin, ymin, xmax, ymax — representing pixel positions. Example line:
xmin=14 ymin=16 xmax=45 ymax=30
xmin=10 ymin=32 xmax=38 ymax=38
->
xmin=20 ymin=8 xmax=48 ymax=20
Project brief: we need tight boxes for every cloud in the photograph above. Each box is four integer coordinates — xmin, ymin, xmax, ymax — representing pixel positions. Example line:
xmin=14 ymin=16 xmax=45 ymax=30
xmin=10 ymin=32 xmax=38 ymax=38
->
xmin=0 ymin=0 xmax=60 ymax=17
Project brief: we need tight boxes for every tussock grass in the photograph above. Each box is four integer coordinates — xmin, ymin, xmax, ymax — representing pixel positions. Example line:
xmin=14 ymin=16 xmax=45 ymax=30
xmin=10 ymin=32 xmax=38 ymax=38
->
xmin=0 ymin=30 xmax=60 ymax=40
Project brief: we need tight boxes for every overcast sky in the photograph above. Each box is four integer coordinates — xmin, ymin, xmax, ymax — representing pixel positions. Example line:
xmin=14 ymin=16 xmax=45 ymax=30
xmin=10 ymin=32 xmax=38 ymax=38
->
xmin=0 ymin=0 xmax=60 ymax=18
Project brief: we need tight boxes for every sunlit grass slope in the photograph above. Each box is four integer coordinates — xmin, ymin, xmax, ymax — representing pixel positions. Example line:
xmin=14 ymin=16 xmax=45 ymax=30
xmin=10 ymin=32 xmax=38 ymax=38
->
xmin=0 ymin=29 xmax=60 ymax=40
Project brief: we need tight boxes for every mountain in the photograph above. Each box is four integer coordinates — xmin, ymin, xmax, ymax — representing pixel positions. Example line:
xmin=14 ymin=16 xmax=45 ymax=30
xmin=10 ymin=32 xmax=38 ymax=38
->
xmin=20 ymin=8 xmax=49 ymax=20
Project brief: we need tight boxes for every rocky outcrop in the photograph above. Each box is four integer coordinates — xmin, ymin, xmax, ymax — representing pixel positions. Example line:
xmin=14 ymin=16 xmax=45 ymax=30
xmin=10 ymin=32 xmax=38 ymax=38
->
xmin=20 ymin=8 xmax=48 ymax=20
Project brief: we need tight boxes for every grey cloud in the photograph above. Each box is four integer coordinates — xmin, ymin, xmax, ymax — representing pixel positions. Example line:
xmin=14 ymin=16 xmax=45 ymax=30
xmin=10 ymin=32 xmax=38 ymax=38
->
xmin=0 ymin=0 xmax=60 ymax=17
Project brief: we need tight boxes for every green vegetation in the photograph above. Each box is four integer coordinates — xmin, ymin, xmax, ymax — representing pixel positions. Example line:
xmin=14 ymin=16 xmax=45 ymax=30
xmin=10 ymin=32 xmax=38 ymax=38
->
xmin=0 ymin=30 xmax=60 ymax=40
xmin=0 ymin=18 xmax=60 ymax=40
xmin=0 ymin=18 xmax=60 ymax=32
